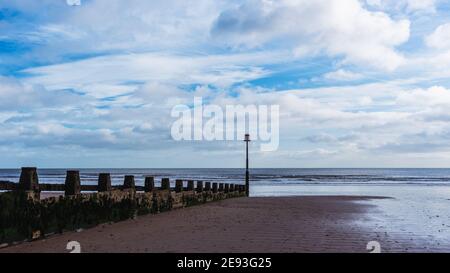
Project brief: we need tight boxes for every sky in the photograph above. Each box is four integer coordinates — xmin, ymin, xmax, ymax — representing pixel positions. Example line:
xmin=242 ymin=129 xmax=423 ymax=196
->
xmin=2 ymin=0 xmax=450 ymax=168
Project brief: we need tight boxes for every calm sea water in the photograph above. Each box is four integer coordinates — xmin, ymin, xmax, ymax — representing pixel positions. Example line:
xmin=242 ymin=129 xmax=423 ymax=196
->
xmin=2 ymin=168 xmax=450 ymax=187
xmin=0 ymin=169 xmax=450 ymax=185
xmin=3 ymin=168 xmax=450 ymax=198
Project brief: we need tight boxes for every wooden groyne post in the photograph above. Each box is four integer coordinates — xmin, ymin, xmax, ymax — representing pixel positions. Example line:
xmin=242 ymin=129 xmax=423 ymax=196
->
xmin=205 ymin=182 xmax=211 ymax=191
xmin=18 ymin=167 xmax=40 ymax=192
xmin=98 ymin=173 xmax=112 ymax=192
xmin=17 ymin=167 xmax=40 ymax=200
xmin=187 ymin=180 xmax=194 ymax=191
xmin=65 ymin=170 xmax=81 ymax=196
xmin=161 ymin=178 xmax=170 ymax=190
xmin=145 ymin=176 xmax=155 ymax=192
xmin=196 ymin=181 xmax=203 ymax=192
xmin=175 ymin=179 xmax=183 ymax=193
xmin=123 ymin=175 xmax=135 ymax=190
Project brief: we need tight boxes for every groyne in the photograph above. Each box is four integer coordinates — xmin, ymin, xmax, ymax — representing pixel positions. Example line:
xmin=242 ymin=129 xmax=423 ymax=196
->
xmin=0 ymin=167 xmax=246 ymax=245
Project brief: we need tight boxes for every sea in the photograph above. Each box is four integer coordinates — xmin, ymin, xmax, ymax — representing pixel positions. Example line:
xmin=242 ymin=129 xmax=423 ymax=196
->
xmin=2 ymin=168 xmax=450 ymax=190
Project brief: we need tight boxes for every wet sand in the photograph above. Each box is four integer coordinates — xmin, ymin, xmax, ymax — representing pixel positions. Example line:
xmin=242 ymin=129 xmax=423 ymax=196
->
xmin=1 ymin=196 xmax=446 ymax=253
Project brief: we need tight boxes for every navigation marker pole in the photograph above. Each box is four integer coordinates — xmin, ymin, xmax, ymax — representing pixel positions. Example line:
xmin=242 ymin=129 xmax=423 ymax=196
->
xmin=244 ymin=134 xmax=250 ymax=197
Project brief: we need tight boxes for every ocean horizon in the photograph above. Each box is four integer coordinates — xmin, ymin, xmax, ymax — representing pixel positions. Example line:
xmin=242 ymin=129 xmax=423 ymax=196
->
xmin=4 ymin=168 xmax=450 ymax=189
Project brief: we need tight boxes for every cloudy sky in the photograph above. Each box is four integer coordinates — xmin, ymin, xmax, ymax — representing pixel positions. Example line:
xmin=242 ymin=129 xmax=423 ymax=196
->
xmin=2 ymin=0 xmax=450 ymax=168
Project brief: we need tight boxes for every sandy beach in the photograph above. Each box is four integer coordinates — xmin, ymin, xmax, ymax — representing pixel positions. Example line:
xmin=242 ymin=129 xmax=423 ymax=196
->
xmin=2 ymin=195 xmax=449 ymax=253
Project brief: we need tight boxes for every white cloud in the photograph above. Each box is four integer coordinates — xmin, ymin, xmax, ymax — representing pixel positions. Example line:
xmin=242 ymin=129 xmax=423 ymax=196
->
xmin=0 ymin=76 xmax=87 ymax=110
xmin=321 ymin=69 xmax=364 ymax=81
xmin=365 ymin=0 xmax=437 ymax=12
xmin=21 ymin=51 xmax=286 ymax=98
xmin=6 ymin=0 xmax=228 ymax=54
xmin=426 ymin=23 xmax=450 ymax=49
xmin=395 ymin=86 xmax=450 ymax=108
xmin=405 ymin=0 xmax=436 ymax=11
xmin=212 ymin=0 xmax=410 ymax=70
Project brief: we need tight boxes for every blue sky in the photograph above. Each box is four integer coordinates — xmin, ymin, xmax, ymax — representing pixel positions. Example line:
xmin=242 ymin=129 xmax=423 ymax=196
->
xmin=2 ymin=0 xmax=450 ymax=168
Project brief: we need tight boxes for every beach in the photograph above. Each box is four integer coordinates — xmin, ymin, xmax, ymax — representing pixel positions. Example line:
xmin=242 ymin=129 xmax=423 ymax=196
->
xmin=2 ymin=169 xmax=450 ymax=253
xmin=2 ymin=195 xmax=449 ymax=253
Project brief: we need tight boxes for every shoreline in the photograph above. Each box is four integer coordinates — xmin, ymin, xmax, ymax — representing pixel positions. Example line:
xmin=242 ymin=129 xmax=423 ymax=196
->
xmin=3 ymin=195 xmax=446 ymax=253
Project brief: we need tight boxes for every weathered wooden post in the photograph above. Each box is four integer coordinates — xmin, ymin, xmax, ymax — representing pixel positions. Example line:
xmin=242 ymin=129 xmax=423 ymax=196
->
xmin=224 ymin=183 xmax=230 ymax=193
xmin=19 ymin=167 xmax=40 ymax=192
xmin=219 ymin=183 xmax=224 ymax=192
xmin=65 ymin=170 xmax=81 ymax=196
xmin=212 ymin=183 xmax=218 ymax=193
xmin=123 ymin=175 xmax=135 ymax=190
xmin=204 ymin=182 xmax=211 ymax=191
xmin=161 ymin=178 xmax=170 ymax=190
xmin=175 ymin=179 xmax=183 ymax=193
xmin=187 ymin=180 xmax=194 ymax=191
xmin=98 ymin=173 xmax=111 ymax=192
xmin=196 ymin=181 xmax=203 ymax=193
xmin=144 ymin=176 xmax=155 ymax=192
